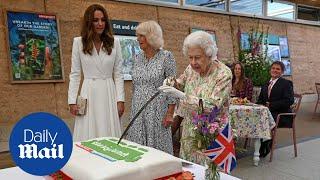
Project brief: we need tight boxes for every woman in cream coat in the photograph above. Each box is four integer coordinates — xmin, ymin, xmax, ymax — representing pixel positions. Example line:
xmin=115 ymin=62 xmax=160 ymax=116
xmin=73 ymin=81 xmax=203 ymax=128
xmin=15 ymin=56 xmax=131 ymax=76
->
xmin=68 ymin=4 xmax=124 ymax=141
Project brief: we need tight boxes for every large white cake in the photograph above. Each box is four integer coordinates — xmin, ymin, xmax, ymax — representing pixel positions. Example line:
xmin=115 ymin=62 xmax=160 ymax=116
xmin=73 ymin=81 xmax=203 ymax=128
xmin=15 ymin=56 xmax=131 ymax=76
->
xmin=61 ymin=137 xmax=182 ymax=180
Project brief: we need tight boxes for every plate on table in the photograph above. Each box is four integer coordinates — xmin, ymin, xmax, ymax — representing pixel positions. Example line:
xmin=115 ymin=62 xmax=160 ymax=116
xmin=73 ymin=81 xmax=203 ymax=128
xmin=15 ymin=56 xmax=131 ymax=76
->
xmin=244 ymin=102 xmax=255 ymax=106
xmin=230 ymin=97 xmax=250 ymax=105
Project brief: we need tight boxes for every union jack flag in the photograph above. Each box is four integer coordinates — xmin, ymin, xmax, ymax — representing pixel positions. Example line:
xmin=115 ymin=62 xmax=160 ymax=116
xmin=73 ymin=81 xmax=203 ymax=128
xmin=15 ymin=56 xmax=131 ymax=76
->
xmin=204 ymin=122 xmax=237 ymax=173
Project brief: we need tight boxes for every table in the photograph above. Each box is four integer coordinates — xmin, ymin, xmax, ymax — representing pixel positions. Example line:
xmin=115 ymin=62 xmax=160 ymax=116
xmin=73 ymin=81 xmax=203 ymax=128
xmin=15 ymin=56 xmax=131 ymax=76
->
xmin=182 ymin=160 xmax=241 ymax=180
xmin=0 ymin=165 xmax=241 ymax=180
xmin=229 ymin=104 xmax=275 ymax=166
xmin=0 ymin=167 xmax=46 ymax=180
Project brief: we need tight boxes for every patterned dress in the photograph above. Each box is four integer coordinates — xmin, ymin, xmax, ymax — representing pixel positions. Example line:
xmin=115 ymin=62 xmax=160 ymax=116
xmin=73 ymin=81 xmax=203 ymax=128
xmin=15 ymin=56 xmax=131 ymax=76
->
xmin=232 ymin=77 xmax=253 ymax=101
xmin=126 ymin=49 xmax=177 ymax=154
xmin=175 ymin=60 xmax=232 ymax=162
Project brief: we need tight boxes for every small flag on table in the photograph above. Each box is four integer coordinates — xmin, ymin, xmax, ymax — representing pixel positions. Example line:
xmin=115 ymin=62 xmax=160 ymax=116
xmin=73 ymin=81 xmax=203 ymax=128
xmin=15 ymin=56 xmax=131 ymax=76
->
xmin=204 ymin=122 xmax=237 ymax=173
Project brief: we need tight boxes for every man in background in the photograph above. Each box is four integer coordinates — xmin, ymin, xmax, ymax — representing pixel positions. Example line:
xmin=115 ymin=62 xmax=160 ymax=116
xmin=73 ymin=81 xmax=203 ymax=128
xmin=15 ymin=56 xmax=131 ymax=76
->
xmin=257 ymin=61 xmax=294 ymax=158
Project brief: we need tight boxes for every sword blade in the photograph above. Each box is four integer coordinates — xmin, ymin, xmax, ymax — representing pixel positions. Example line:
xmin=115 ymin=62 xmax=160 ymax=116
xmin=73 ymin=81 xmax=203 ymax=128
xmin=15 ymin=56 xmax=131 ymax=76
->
xmin=117 ymin=91 xmax=161 ymax=145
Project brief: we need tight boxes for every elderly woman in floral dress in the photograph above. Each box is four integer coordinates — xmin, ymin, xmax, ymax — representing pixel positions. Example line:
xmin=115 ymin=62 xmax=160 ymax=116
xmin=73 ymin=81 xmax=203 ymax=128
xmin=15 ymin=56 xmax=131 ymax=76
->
xmin=159 ymin=31 xmax=232 ymax=162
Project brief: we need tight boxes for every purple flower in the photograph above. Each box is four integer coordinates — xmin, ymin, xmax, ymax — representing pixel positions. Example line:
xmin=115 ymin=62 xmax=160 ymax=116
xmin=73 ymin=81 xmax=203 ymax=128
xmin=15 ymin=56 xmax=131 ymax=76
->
xmin=202 ymin=127 xmax=209 ymax=135
xmin=208 ymin=106 xmax=219 ymax=123
xmin=192 ymin=116 xmax=198 ymax=124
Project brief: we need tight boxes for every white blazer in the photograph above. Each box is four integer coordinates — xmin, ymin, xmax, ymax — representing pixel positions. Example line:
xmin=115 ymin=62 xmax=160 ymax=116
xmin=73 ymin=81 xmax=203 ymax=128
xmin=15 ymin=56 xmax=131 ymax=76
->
xmin=68 ymin=37 xmax=124 ymax=104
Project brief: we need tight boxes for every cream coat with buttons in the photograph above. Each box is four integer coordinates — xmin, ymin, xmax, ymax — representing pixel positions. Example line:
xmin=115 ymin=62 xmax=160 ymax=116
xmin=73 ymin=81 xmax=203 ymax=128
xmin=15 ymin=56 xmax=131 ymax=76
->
xmin=68 ymin=37 xmax=124 ymax=141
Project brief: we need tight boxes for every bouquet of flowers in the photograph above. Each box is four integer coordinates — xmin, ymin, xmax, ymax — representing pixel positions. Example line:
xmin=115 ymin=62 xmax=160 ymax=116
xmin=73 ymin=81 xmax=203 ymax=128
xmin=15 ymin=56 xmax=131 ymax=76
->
xmin=191 ymin=106 xmax=225 ymax=150
xmin=190 ymin=100 xmax=230 ymax=180
xmin=239 ymin=52 xmax=271 ymax=87
xmin=238 ymin=21 xmax=272 ymax=87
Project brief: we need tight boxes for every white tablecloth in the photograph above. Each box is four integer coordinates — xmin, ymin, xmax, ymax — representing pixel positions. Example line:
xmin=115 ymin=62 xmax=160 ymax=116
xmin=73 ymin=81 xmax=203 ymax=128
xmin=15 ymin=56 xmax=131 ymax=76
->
xmin=182 ymin=160 xmax=241 ymax=180
xmin=0 ymin=167 xmax=45 ymax=180
xmin=0 ymin=165 xmax=241 ymax=180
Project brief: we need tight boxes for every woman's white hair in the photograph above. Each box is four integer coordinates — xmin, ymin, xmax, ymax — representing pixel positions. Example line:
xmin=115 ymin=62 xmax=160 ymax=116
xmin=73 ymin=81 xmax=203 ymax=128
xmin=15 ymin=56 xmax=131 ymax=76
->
xmin=136 ymin=20 xmax=164 ymax=49
xmin=182 ymin=31 xmax=218 ymax=60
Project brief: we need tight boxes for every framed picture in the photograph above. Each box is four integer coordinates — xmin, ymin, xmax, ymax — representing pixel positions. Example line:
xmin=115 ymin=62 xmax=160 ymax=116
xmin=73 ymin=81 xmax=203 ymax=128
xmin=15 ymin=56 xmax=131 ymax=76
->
xmin=5 ymin=10 xmax=64 ymax=83
xmin=268 ymin=34 xmax=279 ymax=45
xmin=279 ymin=36 xmax=290 ymax=58
xmin=267 ymin=45 xmax=281 ymax=62
xmin=116 ymin=35 xmax=140 ymax=81
xmin=282 ymin=59 xmax=292 ymax=76
xmin=241 ymin=32 xmax=268 ymax=51
xmin=240 ymin=33 xmax=250 ymax=50
xmin=191 ymin=27 xmax=217 ymax=44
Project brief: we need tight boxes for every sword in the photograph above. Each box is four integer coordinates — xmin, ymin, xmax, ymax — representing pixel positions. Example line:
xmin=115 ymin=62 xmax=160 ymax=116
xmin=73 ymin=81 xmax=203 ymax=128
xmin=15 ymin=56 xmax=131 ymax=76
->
xmin=117 ymin=91 xmax=161 ymax=145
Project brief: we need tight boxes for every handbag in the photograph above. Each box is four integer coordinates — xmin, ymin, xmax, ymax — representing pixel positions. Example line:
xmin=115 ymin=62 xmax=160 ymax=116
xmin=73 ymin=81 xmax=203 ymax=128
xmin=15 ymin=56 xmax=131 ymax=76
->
xmin=76 ymin=96 xmax=87 ymax=115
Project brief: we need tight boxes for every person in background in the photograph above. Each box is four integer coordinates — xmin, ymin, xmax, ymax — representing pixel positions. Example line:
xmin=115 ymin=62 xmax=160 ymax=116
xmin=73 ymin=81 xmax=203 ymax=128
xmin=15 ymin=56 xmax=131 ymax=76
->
xmin=126 ymin=21 xmax=177 ymax=155
xmin=231 ymin=62 xmax=253 ymax=101
xmin=257 ymin=61 xmax=294 ymax=157
xmin=68 ymin=4 xmax=124 ymax=141
xmin=159 ymin=31 xmax=232 ymax=161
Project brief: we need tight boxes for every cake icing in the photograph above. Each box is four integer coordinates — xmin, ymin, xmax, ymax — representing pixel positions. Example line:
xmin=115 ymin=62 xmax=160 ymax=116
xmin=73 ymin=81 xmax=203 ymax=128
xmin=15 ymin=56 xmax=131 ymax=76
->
xmin=61 ymin=137 xmax=182 ymax=180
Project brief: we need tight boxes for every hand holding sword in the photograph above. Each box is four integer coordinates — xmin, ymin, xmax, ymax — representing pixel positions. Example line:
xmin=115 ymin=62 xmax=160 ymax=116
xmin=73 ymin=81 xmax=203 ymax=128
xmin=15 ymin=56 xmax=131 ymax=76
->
xmin=117 ymin=77 xmax=186 ymax=144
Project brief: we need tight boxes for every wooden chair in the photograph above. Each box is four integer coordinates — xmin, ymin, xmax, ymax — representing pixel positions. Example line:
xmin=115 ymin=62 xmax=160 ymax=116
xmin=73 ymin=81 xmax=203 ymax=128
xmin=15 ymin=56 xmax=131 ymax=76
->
xmin=314 ymin=83 xmax=320 ymax=116
xmin=269 ymin=94 xmax=302 ymax=162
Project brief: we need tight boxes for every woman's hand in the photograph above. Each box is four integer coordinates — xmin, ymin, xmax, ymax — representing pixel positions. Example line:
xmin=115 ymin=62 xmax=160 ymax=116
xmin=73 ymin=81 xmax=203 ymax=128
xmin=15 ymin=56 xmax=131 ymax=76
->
xmin=162 ymin=113 xmax=174 ymax=128
xmin=117 ymin=102 xmax=125 ymax=118
xmin=158 ymin=85 xmax=186 ymax=99
xmin=163 ymin=77 xmax=176 ymax=87
xmin=69 ymin=104 xmax=79 ymax=116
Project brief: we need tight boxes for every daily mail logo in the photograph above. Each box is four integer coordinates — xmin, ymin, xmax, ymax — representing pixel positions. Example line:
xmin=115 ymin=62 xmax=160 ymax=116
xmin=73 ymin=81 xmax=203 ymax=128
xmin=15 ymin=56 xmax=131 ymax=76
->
xmin=9 ymin=112 xmax=72 ymax=176
xmin=18 ymin=129 xmax=64 ymax=159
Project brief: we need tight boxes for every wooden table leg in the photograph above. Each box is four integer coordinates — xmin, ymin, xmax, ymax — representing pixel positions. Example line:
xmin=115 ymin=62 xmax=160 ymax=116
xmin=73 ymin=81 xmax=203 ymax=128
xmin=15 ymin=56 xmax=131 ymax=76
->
xmin=253 ymin=138 xmax=261 ymax=166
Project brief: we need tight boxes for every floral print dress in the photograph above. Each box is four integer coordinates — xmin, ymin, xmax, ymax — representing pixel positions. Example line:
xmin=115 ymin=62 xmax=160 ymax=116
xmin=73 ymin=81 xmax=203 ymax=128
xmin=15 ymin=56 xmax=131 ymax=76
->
xmin=126 ymin=49 xmax=177 ymax=154
xmin=232 ymin=77 xmax=253 ymax=101
xmin=175 ymin=60 xmax=232 ymax=162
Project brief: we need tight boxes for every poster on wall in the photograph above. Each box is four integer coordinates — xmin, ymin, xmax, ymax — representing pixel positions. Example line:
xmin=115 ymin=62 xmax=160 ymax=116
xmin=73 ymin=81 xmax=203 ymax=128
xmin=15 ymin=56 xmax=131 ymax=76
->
xmin=240 ymin=33 xmax=250 ymax=50
xmin=282 ymin=59 xmax=292 ymax=76
xmin=191 ymin=28 xmax=217 ymax=44
xmin=112 ymin=20 xmax=140 ymax=81
xmin=279 ymin=36 xmax=290 ymax=58
xmin=268 ymin=34 xmax=279 ymax=45
xmin=267 ymin=45 xmax=281 ymax=62
xmin=5 ymin=10 xmax=64 ymax=83
xmin=240 ymin=32 xmax=269 ymax=51
xmin=116 ymin=35 xmax=140 ymax=80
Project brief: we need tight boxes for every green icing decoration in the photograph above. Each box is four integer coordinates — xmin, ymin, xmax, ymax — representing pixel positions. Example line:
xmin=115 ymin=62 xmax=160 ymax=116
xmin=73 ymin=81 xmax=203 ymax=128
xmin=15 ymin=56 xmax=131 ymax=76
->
xmin=108 ymin=138 xmax=127 ymax=145
xmin=81 ymin=139 xmax=148 ymax=162
xmin=120 ymin=142 xmax=127 ymax=146
xmin=138 ymin=148 xmax=148 ymax=152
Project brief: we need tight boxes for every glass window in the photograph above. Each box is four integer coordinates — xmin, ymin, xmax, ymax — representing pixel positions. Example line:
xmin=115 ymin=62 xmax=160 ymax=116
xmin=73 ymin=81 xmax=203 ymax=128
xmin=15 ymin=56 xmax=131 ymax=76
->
xmin=230 ymin=0 xmax=263 ymax=15
xmin=154 ymin=0 xmax=179 ymax=3
xmin=267 ymin=0 xmax=295 ymax=20
xmin=184 ymin=0 xmax=226 ymax=11
xmin=298 ymin=6 xmax=320 ymax=22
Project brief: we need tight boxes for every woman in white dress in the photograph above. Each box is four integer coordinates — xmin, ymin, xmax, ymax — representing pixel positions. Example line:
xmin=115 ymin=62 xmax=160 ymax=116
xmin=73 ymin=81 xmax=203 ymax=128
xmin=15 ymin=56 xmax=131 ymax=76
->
xmin=68 ymin=4 xmax=124 ymax=141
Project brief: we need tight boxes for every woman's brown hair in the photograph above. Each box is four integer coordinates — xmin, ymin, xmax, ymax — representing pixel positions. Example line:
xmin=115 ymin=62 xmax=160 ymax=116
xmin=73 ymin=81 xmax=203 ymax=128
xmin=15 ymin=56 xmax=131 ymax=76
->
xmin=232 ymin=62 xmax=245 ymax=91
xmin=81 ymin=4 xmax=114 ymax=55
